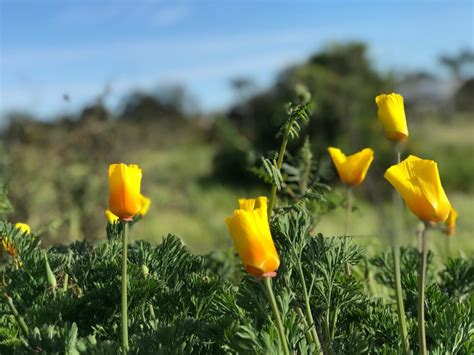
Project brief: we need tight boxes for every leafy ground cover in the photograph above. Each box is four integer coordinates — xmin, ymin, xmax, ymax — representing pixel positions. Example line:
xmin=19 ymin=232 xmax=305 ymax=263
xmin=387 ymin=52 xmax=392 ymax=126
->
xmin=0 ymin=92 xmax=472 ymax=354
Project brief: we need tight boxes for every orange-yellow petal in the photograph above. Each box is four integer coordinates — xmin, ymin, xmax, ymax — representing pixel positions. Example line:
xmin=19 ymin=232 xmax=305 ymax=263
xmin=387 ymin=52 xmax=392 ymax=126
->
xmin=108 ymin=163 xmax=142 ymax=219
xmin=445 ymin=207 xmax=458 ymax=237
xmin=384 ymin=155 xmax=451 ymax=222
xmin=105 ymin=209 xmax=119 ymax=223
xmin=376 ymin=93 xmax=409 ymax=141
xmin=138 ymin=195 xmax=151 ymax=216
xmin=225 ymin=196 xmax=279 ymax=277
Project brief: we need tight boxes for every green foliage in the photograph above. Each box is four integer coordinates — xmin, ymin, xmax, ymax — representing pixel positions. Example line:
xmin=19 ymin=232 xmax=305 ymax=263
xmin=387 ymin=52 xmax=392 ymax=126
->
xmin=0 ymin=93 xmax=472 ymax=354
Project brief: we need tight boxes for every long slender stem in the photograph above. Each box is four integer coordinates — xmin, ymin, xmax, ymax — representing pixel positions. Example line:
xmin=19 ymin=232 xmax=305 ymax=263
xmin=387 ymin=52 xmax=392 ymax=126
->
xmin=263 ymin=277 xmax=290 ymax=355
xmin=4 ymin=293 xmax=30 ymax=338
xmin=121 ymin=221 xmax=129 ymax=354
xmin=344 ymin=186 xmax=353 ymax=237
xmin=297 ymin=264 xmax=322 ymax=353
xmin=418 ymin=223 xmax=428 ymax=355
xmin=392 ymin=148 xmax=410 ymax=354
xmin=344 ymin=186 xmax=353 ymax=275
xmin=268 ymin=121 xmax=292 ymax=221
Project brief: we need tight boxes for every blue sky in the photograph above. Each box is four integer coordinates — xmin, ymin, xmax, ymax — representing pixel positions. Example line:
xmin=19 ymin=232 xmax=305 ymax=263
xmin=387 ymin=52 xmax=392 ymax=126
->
xmin=1 ymin=0 xmax=473 ymax=119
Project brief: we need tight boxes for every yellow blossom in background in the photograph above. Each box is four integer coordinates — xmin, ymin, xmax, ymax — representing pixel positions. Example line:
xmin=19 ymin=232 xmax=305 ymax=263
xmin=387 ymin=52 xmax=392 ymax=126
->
xmin=138 ymin=195 xmax=151 ymax=217
xmin=15 ymin=222 xmax=31 ymax=235
xmin=225 ymin=196 xmax=280 ymax=278
xmin=384 ymin=155 xmax=451 ymax=222
xmin=108 ymin=163 xmax=142 ymax=220
xmin=327 ymin=147 xmax=374 ymax=186
xmin=376 ymin=93 xmax=409 ymax=141
xmin=445 ymin=207 xmax=458 ymax=236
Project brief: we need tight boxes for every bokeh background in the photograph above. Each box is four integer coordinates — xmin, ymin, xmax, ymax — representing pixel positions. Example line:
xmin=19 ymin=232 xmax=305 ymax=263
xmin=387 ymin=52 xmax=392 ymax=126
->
xmin=1 ymin=1 xmax=473 ymax=260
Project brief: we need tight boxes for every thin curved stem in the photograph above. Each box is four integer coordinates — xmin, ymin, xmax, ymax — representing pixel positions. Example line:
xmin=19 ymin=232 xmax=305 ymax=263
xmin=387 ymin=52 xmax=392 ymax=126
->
xmin=4 ymin=293 xmax=30 ymax=338
xmin=297 ymin=263 xmax=322 ymax=353
xmin=418 ymin=223 xmax=428 ymax=355
xmin=121 ymin=222 xmax=129 ymax=354
xmin=263 ymin=277 xmax=290 ymax=355
xmin=268 ymin=124 xmax=291 ymax=221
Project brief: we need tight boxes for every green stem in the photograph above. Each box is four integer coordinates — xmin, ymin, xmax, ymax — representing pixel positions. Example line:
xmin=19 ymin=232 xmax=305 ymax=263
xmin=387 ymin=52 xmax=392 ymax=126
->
xmin=344 ymin=186 xmax=353 ymax=237
xmin=121 ymin=221 xmax=129 ymax=354
xmin=295 ymin=307 xmax=313 ymax=344
xmin=268 ymin=120 xmax=293 ymax=221
xmin=344 ymin=186 xmax=353 ymax=275
xmin=263 ymin=277 xmax=290 ymax=355
xmin=418 ymin=223 xmax=428 ymax=355
xmin=4 ymin=293 xmax=30 ymax=338
xmin=297 ymin=264 xmax=322 ymax=353
xmin=392 ymin=148 xmax=410 ymax=354
xmin=392 ymin=244 xmax=409 ymax=354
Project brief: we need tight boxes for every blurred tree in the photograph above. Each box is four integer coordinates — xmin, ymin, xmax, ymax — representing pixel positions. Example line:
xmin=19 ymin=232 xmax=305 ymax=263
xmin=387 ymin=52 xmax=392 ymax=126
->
xmin=226 ymin=42 xmax=393 ymax=154
xmin=120 ymin=85 xmax=195 ymax=121
xmin=439 ymin=49 xmax=474 ymax=81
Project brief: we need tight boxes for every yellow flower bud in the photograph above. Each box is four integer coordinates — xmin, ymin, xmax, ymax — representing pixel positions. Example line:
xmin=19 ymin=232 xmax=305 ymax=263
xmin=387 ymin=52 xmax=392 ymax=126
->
xmin=445 ymin=207 xmax=458 ymax=237
xmin=384 ymin=155 xmax=451 ymax=222
xmin=376 ymin=93 xmax=409 ymax=141
xmin=108 ymin=163 xmax=142 ymax=220
xmin=327 ymin=147 xmax=374 ymax=186
xmin=225 ymin=197 xmax=280 ymax=278
xmin=15 ymin=223 xmax=30 ymax=235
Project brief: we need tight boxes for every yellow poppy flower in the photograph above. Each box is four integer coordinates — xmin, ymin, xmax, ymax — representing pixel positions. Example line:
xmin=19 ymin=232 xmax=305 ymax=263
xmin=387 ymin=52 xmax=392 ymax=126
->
xmin=225 ymin=197 xmax=280 ymax=278
xmin=15 ymin=222 xmax=31 ymax=235
xmin=376 ymin=93 xmax=409 ymax=141
xmin=327 ymin=147 xmax=374 ymax=186
xmin=108 ymin=163 xmax=142 ymax=220
xmin=384 ymin=155 xmax=451 ymax=222
xmin=445 ymin=207 xmax=458 ymax=237
xmin=105 ymin=194 xmax=151 ymax=223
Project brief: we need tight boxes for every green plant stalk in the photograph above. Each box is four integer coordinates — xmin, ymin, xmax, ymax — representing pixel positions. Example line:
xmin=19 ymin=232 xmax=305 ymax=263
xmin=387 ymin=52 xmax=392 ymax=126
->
xmin=121 ymin=221 xmax=129 ymax=354
xmin=62 ymin=273 xmax=69 ymax=292
xmin=392 ymin=149 xmax=410 ymax=354
xmin=297 ymin=263 xmax=322 ymax=353
xmin=418 ymin=223 xmax=428 ymax=355
xmin=344 ymin=186 xmax=353 ymax=275
xmin=4 ymin=293 xmax=30 ymax=338
xmin=295 ymin=307 xmax=313 ymax=344
xmin=268 ymin=118 xmax=293 ymax=220
xmin=263 ymin=277 xmax=290 ymax=355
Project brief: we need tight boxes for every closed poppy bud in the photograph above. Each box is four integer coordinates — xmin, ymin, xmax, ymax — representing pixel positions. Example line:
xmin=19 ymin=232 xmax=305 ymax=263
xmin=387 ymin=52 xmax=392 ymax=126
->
xmin=384 ymin=155 xmax=451 ymax=222
xmin=108 ymin=163 xmax=142 ymax=220
xmin=327 ymin=147 xmax=374 ymax=186
xmin=376 ymin=93 xmax=409 ymax=141
xmin=445 ymin=207 xmax=458 ymax=237
xmin=225 ymin=197 xmax=280 ymax=278
xmin=15 ymin=223 xmax=30 ymax=235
